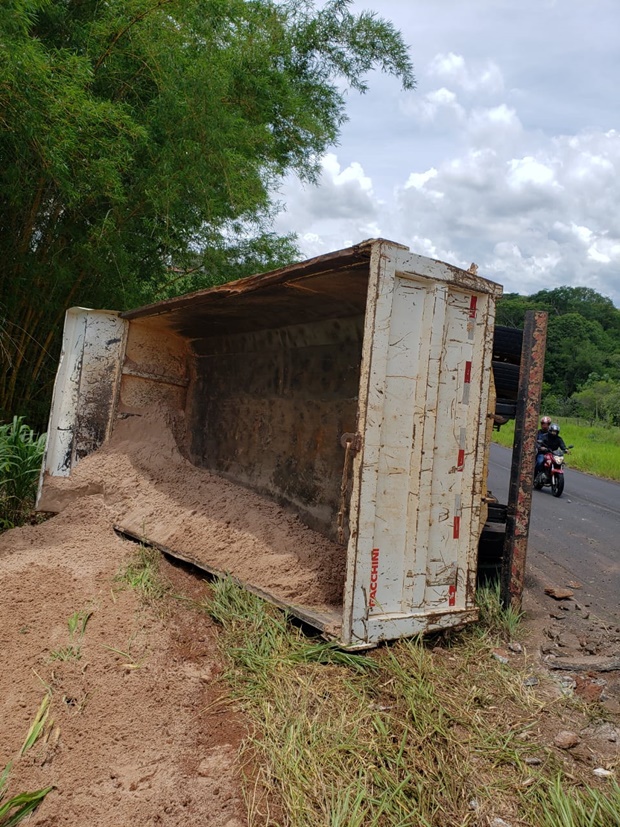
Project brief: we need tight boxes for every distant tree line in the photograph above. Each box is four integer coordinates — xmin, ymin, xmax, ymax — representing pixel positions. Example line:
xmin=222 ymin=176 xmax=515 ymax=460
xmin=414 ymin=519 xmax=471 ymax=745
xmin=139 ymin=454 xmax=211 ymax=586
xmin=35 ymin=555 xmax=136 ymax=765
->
xmin=496 ymin=287 xmax=620 ymax=425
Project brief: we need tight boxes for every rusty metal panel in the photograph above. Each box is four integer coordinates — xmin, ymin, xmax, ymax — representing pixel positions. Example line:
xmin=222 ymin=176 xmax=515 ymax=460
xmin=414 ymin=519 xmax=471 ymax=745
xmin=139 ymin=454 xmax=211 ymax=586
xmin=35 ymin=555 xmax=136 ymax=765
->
xmin=119 ymin=320 xmax=189 ymax=414
xmin=37 ymin=308 xmax=127 ymax=503
xmin=188 ymin=316 xmax=364 ymax=536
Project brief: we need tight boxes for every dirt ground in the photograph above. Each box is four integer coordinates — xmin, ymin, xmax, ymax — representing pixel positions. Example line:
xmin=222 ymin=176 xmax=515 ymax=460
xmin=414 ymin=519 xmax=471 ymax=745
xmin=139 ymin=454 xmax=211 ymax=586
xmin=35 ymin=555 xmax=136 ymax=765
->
xmin=0 ymin=496 xmax=248 ymax=826
xmin=1 ymin=420 xmax=618 ymax=825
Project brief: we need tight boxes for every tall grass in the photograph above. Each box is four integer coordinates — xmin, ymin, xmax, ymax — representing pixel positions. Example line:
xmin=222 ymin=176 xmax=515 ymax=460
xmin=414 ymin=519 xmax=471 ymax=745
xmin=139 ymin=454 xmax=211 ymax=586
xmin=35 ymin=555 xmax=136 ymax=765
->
xmin=202 ymin=578 xmax=620 ymax=827
xmin=534 ymin=776 xmax=620 ymax=827
xmin=115 ymin=544 xmax=170 ymax=605
xmin=0 ymin=416 xmax=46 ymax=529
xmin=0 ymin=697 xmax=55 ymax=825
xmin=493 ymin=418 xmax=620 ymax=481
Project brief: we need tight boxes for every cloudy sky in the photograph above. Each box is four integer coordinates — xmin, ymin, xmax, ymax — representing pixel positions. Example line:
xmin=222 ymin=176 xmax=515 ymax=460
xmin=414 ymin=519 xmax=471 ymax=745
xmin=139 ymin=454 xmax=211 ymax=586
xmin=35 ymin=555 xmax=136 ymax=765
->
xmin=274 ymin=0 xmax=620 ymax=307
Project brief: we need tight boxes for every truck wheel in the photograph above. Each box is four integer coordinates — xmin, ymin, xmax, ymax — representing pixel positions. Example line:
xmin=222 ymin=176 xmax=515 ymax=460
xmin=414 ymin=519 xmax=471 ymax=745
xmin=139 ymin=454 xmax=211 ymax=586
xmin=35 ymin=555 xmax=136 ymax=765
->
xmin=493 ymin=326 xmax=523 ymax=364
xmin=492 ymin=362 xmax=520 ymax=400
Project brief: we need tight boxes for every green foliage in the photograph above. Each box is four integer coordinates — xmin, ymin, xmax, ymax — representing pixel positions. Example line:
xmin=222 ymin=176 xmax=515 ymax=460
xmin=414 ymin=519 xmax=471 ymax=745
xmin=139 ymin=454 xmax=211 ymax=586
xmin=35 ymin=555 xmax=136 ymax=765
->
xmin=204 ymin=578 xmax=617 ymax=827
xmin=49 ymin=609 xmax=93 ymax=661
xmin=115 ymin=544 xmax=170 ymax=604
xmin=1 ymin=696 xmax=55 ymax=826
xmin=0 ymin=416 xmax=46 ymax=530
xmin=476 ymin=582 xmax=523 ymax=641
xmin=545 ymin=313 xmax=614 ymax=396
xmin=0 ymin=786 xmax=55 ymax=827
xmin=0 ymin=0 xmax=414 ymax=427
xmin=532 ymin=776 xmax=620 ymax=827
xmin=19 ymin=696 xmax=50 ymax=757
xmin=573 ymin=377 xmax=620 ymax=426
xmin=496 ymin=286 xmax=620 ymax=406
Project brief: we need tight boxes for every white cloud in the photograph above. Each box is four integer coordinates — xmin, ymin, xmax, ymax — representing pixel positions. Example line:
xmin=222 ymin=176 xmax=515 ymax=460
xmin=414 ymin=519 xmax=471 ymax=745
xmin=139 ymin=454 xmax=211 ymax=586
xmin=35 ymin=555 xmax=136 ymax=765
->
xmin=280 ymin=120 xmax=620 ymax=305
xmin=405 ymin=168 xmax=437 ymax=190
xmin=275 ymin=3 xmax=620 ymax=307
xmin=401 ymin=86 xmax=466 ymax=125
xmin=287 ymin=153 xmax=376 ymax=222
xmin=428 ymin=52 xmax=504 ymax=95
xmin=507 ymin=157 xmax=558 ymax=189
xmin=321 ymin=154 xmax=373 ymax=193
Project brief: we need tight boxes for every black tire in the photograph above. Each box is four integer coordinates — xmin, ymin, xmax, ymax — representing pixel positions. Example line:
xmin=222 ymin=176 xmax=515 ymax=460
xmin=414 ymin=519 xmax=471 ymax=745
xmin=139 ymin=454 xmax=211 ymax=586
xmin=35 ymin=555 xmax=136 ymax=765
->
xmin=533 ymin=478 xmax=543 ymax=490
xmin=487 ymin=502 xmax=508 ymax=524
xmin=492 ymin=361 xmax=520 ymax=400
xmin=551 ymin=475 xmax=564 ymax=497
xmin=493 ymin=326 xmax=523 ymax=364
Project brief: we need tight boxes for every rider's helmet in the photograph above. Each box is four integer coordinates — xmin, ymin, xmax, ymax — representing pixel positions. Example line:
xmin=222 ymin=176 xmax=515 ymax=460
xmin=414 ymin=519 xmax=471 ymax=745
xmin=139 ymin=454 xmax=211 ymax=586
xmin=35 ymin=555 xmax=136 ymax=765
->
xmin=540 ymin=416 xmax=551 ymax=430
xmin=548 ymin=423 xmax=560 ymax=435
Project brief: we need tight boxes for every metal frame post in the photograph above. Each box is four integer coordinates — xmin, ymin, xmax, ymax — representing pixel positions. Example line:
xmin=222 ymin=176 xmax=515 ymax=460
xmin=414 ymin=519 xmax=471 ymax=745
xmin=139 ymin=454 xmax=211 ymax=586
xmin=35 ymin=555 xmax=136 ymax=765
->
xmin=501 ymin=310 xmax=548 ymax=611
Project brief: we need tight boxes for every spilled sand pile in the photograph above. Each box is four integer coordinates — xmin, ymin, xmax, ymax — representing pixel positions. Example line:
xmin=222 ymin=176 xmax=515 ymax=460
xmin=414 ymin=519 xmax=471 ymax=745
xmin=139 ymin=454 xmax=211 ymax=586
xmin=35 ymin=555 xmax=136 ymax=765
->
xmin=0 ymin=410 xmax=346 ymax=823
xmin=39 ymin=412 xmax=347 ymax=614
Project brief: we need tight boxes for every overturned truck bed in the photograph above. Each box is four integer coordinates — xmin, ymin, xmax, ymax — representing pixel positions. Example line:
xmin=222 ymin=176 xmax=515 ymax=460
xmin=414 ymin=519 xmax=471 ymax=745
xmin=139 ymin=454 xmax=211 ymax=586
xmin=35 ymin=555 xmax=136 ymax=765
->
xmin=38 ymin=239 xmax=503 ymax=648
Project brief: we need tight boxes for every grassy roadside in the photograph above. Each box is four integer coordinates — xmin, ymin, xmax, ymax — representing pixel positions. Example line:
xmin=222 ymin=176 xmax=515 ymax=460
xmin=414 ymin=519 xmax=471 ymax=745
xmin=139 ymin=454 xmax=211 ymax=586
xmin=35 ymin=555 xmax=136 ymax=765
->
xmin=202 ymin=578 xmax=620 ymax=827
xmin=492 ymin=419 xmax=620 ymax=482
xmin=0 ymin=416 xmax=46 ymax=530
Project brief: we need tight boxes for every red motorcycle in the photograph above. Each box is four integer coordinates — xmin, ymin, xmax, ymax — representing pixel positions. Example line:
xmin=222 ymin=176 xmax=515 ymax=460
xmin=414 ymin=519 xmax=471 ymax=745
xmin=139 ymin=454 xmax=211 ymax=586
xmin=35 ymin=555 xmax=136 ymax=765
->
xmin=533 ymin=445 xmax=573 ymax=497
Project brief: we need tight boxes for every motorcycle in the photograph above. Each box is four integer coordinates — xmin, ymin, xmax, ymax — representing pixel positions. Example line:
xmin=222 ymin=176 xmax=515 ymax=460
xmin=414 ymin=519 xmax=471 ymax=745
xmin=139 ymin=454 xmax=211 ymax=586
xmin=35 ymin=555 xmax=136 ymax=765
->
xmin=533 ymin=445 xmax=573 ymax=497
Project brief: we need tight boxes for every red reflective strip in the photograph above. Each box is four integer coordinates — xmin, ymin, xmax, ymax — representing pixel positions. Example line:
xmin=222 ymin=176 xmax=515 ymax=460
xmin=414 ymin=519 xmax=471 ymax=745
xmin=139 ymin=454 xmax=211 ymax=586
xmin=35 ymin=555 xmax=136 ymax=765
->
xmin=468 ymin=295 xmax=477 ymax=318
xmin=453 ymin=516 xmax=460 ymax=539
xmin=457 ymin=448 xmax=465 ymax=469
xmin=449 ymin=585 xmax=457 ymax=606
xmin=464 ymin=361 xmax=472 ymax=384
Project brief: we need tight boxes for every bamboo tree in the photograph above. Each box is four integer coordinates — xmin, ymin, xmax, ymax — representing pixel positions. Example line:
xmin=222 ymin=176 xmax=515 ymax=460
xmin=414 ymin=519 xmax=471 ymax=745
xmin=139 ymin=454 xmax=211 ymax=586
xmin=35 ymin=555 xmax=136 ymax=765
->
xmin=0 ymin=0 xmax=415 ymax=427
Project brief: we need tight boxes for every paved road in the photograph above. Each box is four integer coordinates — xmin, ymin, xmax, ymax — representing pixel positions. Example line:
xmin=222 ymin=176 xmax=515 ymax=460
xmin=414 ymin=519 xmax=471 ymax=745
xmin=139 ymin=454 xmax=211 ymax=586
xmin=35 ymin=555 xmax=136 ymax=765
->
xmin=487 ymin=443 xmax=620 ymax=625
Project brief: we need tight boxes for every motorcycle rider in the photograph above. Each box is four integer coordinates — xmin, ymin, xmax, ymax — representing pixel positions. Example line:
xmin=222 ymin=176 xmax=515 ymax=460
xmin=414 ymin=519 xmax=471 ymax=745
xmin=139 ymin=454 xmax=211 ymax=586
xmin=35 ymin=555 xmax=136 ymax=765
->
xmin=536 ymin=423 xmax=569 ymax=480
xmin=537 ymin=416 xmax=551 ymax=441
xmin=534 ymin=416 xmax=552 ymax=475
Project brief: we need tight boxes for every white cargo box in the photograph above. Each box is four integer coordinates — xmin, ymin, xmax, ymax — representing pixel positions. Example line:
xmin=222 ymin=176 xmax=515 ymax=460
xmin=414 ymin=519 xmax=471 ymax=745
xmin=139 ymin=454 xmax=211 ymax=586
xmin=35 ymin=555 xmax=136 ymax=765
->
xmin=39 ymin=239 xmax=502 ymax=647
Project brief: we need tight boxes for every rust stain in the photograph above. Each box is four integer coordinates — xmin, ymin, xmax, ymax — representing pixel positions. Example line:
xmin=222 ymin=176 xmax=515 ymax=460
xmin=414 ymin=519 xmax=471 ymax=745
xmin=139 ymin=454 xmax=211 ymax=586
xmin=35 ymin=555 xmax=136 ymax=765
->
xmin=501 ymin=311 xmax=548 ymax=611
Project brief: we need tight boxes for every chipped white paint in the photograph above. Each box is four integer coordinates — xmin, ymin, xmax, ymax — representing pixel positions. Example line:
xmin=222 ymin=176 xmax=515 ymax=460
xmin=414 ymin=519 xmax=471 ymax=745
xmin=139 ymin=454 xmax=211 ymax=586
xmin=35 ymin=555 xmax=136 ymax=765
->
xmin=37 ymin=308 xmax=127 ymax=499
xmin=342 ymin=242 xmax=500 ymax=646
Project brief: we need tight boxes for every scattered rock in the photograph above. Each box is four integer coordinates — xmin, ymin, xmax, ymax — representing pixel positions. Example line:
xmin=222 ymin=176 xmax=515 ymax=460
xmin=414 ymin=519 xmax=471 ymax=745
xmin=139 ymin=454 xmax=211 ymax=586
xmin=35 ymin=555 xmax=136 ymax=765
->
xmin=554 ymin=730 xmax=580 ymax=749
xmin=492 ymin=648 xmax=510 ymax=664
xmin=582 ymin=722 xmax=619 ymax=743
xmin=549 ymin=656 xmax=620 ymax=673
xmin=508 ymin=642 xmax=523 ymax=654
xmin=566 ymin=581 xmax=582 ymax=589
xmin=574 ymin=675 xmax=605 ymax=703
xmin=558 ymin=675 xmax=577 ymax=693
xmin=524 ymin=756 xmax=542 ymax=765
xmin=545 ymin=586 xmax=574 ymax=600
xmin=557 ymin=632 xmax=581 ymax=650
xmin=523 ymin=676 xmax=539 ymax=687
xmin=490 ymin=818 xmax=513 ymax=827
xmin=593 ymin=767 xmax=613 ymax=778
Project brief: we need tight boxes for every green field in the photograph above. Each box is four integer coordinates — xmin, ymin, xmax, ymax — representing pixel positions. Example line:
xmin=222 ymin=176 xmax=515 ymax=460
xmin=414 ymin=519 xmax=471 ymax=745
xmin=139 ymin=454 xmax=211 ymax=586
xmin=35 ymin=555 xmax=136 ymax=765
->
xmin=492 ymin=418 xmax=620 ymax=482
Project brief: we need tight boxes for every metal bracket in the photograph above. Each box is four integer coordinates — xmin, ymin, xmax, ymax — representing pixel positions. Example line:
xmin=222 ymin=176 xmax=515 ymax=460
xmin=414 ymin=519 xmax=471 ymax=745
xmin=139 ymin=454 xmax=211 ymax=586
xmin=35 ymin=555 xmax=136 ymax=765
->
xmin=340 ymin=432 xmax=362 ymax=453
